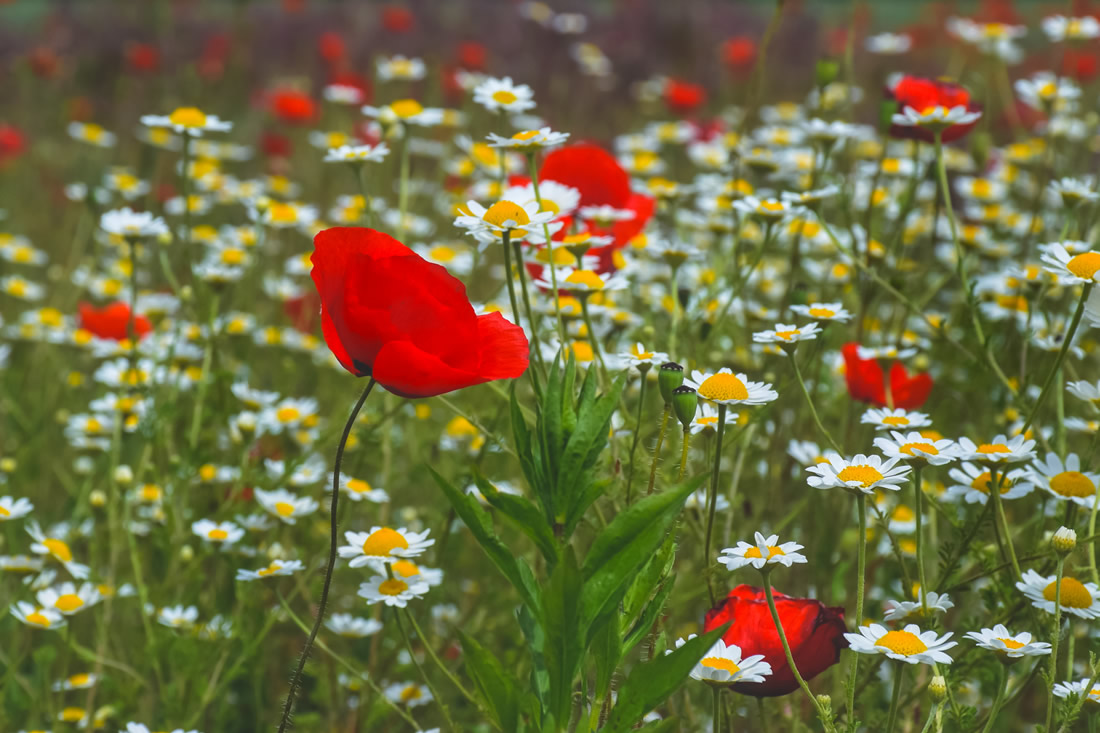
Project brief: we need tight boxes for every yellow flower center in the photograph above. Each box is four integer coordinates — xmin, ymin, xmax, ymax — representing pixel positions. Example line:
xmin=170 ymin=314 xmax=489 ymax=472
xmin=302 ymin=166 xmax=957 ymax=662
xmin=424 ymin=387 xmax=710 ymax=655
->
xmin=977 ymin=443 xmax=1010 ymax=454
xmin=1067 ymin=252 xmax=1100 ymax=280
xmin=43 ymin=538 xmax=73 ymax=563
xmin=275 ymin=502 xmax=296 ymax=517
xmin=392 ymin=559 xmax=420 ymax=577
xmin=69 ymin=673 xmax=91 ymax=686
xmin=60 ymin=707 xmax=85 ymax=721
xmin=698 ymin=373 xmax=749 ymax=402
xmin=774 ymin=329 xmax=799 ymax=341
xmin=346 ymin=478 xmax=372 ymax=494
xmin=169 ymin=107 xmax=208 ymax=128
xmin=971 ymin=179 xmax=993 ymax=198
xmin=379 ymin=578 xmax=410 ymax=596
xmin=997 ymin=637 xmax=1025 ymax=650
xmin=199 ymin=464 xmax=217 ymax=482
xmin=208 ymin=528 xmax=229 ymax=540
xmin=1050 ymin=471 xmax=1096 ymax=498
xmin=565 ymin=270 xmax=605 ymax=290
xmin=257 ymin=562 xmax=281 ymax=577
xmin=808 ymin=307 xmax=835 ymax=318
xmin=901 ymin=442 xmax=938 ymax=456
xmin=484 ymin=200 xmax=531 ymax=228
xmin=697 ymin=416 xmax=718 ymax=426
xmin=362 ymin=527 xmax=409 ymax=556
xmin=882 ymin=158 xmax=901 ymax=174
xmin=875 ymin=630 xmax=928 ymax=656
xmin=893 ymin=505 xmax=915 ymax=522
xmin=268 ymin=203 xmax=297 ymax=224
xmin=0 ymin=506 xmax=8 ymax=518
xmin=569 ymin=341 xmax=595 ymax=362
xmin=400 ymin=684 xmax=422 ymax=701
xmin=512 ymin=129 xmax=541 ymax=141
xmin=700 ymin=657 xmax=741 ymax=675
xmin=27 ymin=611 xmax=52 ymax=627
xmin=883 ymin=416 xmax=910 ymax=426
xmin=390 ymin=99 xmax=424 ymax=119
xmin=277 ymin=407 xmax=301 ymax=423
xmin=759 ymin=200 xmax=784 ymax=213
xmin=969 ymin=471 xmax=1013 ymax=494
xmin=1043 ymin=577 xmax=1093 ymax=608
xmin=492 ymin=90 xmax=518 ymax=105
xmin=429 ymin=245 xmax=456 ymax=262
xmin=55 ymin=594 xmax=84 ymax=612
xmin=837 ymin=465 xmax=885 ymax=487
xmin=743 ymin=545 xmax=785 ymax=560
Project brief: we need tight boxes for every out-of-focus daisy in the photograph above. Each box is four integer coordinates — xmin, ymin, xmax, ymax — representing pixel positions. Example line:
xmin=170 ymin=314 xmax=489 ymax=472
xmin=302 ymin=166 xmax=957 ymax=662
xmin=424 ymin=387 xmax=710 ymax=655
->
xmin=254 ymin=488 xmax=319 ymax=524
xmin=156 ymin=604 xmax=200 ymax=630
xmin=845 ymin=623 xmax=956 ymax=665
xmin=873 ymin=431 xmax=960 ymax=466
xmin=358 ymin=574 xmax=430 ymax=608
xmin=964 ymin=625 xmax=1051 ymax=658
xmin=535 ymin=267 xmax=628 ymax=295
xmin=11 ymin=600 xmax=65 ymax=630
xmin=337 ymin=475 xmax=390 ymax=503
xmin=141 ymin=107 xmax=232 ymax=135
xmin=1040 ymin=243 xmax=1100 ymax=284
xmin=620 ymin=343 xmax=669 ymax=369
xmin=68 ymin=121 xmax=117 ymax=147
xmin=323 ymin=143 xmax=390 ymax=164
xmin=1041 ymin=15 xmax=1100 ymax=42
xmin=501 ymin=180 xmax=580 ymax=218
xmin=236 ymin=559 xmax=304 ymax=581
xmin=27 ymin=521 xmax=90 ymax=578
xmin=733 ymin=195 xmax=802 ymax=222
xmin=806 ymin=454 xmax=911 ymax=493
xmin=339 ymin=527 xmax=434 ymax=567
xmin=376 ymin=55 xmax=426 ymax=81
xmin=866 ymin=32 xmax=912 ymax=54
xmin=0 ymin=496 xmax=33 ymax=521
xmin=790 ymin=302 xmax=852 ymax=322
xmin=1067 ymin=380 xmax=1100 ymax=407
xmin=883 ymin=591 xmax=954 ymax=622
xmin=473 ymin=76 xmax=536 ymax=113
xmin=752 ymin=322 xmax=821 ymax=345
xmin=383 ymin=681 xmax=433 ymax=707
xmin=689 ymin=403 xmax=739 ymax=435
xmin=1017 ymin=569 xmax=1100 ymax=619
xmin=362 ymin=99 xmax=445 ymax=128
xmin=945 ymin=462 xmax=1031 ymax=505
xmin=718 ymin=532 xmax=806 ymax=571
xmin=687 ymin=368 xmax=778 ymax=406
xmin=191 ymin=519 xmax=245 ymax=546
xmin=1024 ymin=453 xmax=1099 ymax=508
xmin=486 ymin=127 xmax=570 ymax=150
xmin=860 ymin=408 xmax=932 ymax=431
xmin=100 ymin=208 xmax=170 ymax=239
xmin=956 ymin=435 xmax=1036 ymax=465
xmin=53 ymin=671 xmax=98 ymax=690
xmin=37 ymin=582 xmax=101 ymax=615
xmin=1053 ymin=678 xmax=1100 ymax=704
xmin=670 ymin=636 xmax=772 ymax=685
xmin=325 ymin=613 xmax=383 ymax=638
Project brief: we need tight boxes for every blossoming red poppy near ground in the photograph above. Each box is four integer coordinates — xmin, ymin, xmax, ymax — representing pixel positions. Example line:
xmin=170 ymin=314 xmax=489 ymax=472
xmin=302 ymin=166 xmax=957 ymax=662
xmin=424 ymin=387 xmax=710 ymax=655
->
xmin=721 ymin=36 xmax=756 ymax=71
xmin=78 ymin=301 xmax=152 ymax=341
xmin=270 ymin=89 xmax=318 ymax=126
xmin=841 ymin=342 xmax=933 ymax=410
xmin=704 ymin=584 xmax=847 ymax=697
xmin=888 ymin=75 xmax=982 ymax=142
xmin=310 ymin=227 xmax=529 ymax=398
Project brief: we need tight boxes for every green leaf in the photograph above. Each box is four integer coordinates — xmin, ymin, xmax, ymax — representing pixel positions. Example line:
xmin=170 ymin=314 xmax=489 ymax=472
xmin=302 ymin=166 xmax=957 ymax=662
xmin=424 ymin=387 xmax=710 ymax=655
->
xmin=591 ymin=613 xmax=623 ymax=701
xmin=622 ymin=534 xmax=676 ymax=623
xmin=458 ymin=629 xmax=525 ymax=732
xmin=622 ymin=580 xmax=674 ymax=656
xmin=541 ymin=545 xmax=585 ymax=725
xmin=474 ymin=473 xmax=558 ymax=564
xmin=517 ymin=603 xmax=551 ymax=724
xmin=543 ymin=351 xmax=565 ymax=492
xmin=429 ymin=467 xmax=539 ymax=611
xmin=580 ymin=476 xmax=702 ymax=644
xmin=560 ymin=373 xmax=626 ymax=524
xmin=600 ymin=625 xmax=729 ymax=733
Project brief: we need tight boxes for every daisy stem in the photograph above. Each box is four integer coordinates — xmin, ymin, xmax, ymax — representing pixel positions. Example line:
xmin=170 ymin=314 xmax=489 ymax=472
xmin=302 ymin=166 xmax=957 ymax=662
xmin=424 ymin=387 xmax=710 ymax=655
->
xmin=846 ymin=493 xmax=867 ymax=729
xmin=397 ymin=134 xmax=410 ymax=236
xmin=500 ymin=231 xmax=525 ymax=354
xmin=756 ymin=696 xmax=770 ymax=733
xmin=1089 ymin=491 xmax=1100 ymax=585
xmin=512 ymin=237 xmax=547 ymax=391
xmin=625 ymin=367 xmax=650 ymax=504
xmin=179 ymin=130 xmax=193 ymax=282
xmin=704 ymin=404 xmax=727 ymax=606
xmin=980 ymin=663 xmax=1007 ymax=733
xmin=788 ymin=351 xmax=842 ymax=454
xmin=669 ymin=263 xmax=680 ymax=359
xmin=1045 ymin=556 xmax=1065 ymax=733
xmin=988 ymin=468 xmax=1023 ymax=580
xmin=1020 ymin=283 xmax=1093 ymax=435
xmin=402 ymin=607 xmax=480 ymax=708
xmin=527 ymin=153 xmax=567 ymax=344
xmin=187 ymin=291 xmax=220 ymax=450
xmin=354 ymin=163 xmax=374 ymax=228
xmin=761 ymin=572 xmax=834 ymax=731
xmin=885 ymin=664 xmax=904 ymax=733
xmin=712 ymin=685 xmax=722 ymax=733
xmin=679 ymin=426 xmax=691 ymax=480
xmin=395 ymin=607 xmax=456 ymax=730
xmin=920 ymin=703 xmax=939 ymax=733
xmin=580 ymin=295 xmax=609 ymax=383
xmin=647 ymin=405 xmax=671 ymax=496
xmin=914 ymin=465 xmax=928 ymax=616
xmin=277 ymin=378 xmax=376 ymax=733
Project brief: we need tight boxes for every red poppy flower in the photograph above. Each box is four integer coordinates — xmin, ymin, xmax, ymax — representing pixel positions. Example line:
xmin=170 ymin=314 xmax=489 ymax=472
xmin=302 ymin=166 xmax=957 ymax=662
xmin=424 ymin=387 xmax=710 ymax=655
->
xmin=28 ymin=47 xmax=61 ymax=79
xmin=540 ymin=143 xmax=632 ymax=209
xmin=125 ymin=43 xmax=160 ymax=73
xmin=888 ymin=76 xmax=981 ymax=143
xmin=381 ymin=5 xmax=414 ymax=32
xmin=664 ymin=79 xmax=706 ymax=113
xmin=78 ymin=302 xmax=152 ymax=341
xmin=1062 ymin=49 xmax=1099 ymax=82
xmin=310 ymin=227 xmax=529 ymax=398
xmin=318 ymin=31 xmax=346 ymax=65
xmin=270 ymin=90 xmax=317 ymax=126
xmin=283 ymin=291 xmax=320 ymax=334
xmin=457 ymin=41 xmax=488 ymax=70
xmin=704 ymin=585 xmax=847 ymax=697
xmin=260 ymin=130 xmax=292 ymax=158
xmin=0 ymin=124 xmax=26 ymax=164
xmin=721 ymin=37 xmax=756 ymax=70
xmin=841 ymin=343 xmax=933 ymax=410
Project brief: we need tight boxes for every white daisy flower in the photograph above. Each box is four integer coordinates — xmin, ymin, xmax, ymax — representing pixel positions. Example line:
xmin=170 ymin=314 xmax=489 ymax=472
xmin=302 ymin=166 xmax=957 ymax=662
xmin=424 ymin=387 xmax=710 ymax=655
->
xmin=11 ymin=600 xmax=66 ymax=630
xmin=455 ymin=199 xmax=560 ymax=243
xmin=323 ymin=143 xmax=390 ymax=163
xmin=156 ymin=604 xmax=200 ymax=629
xmin=1053 ymin=678 xmax=1100 ymax=704
xmin=883 ymin=591 xmax=954 ymax=622
xmin=1024 ymin=453 xmax=1099 ymax=508
xmin=576 ymin=204 xmax=636 ymax=224
xmin=733 ymin=195 xmax=802 ymax=222
xmin=501 ymin=180 xmax=581 ymax=218
xmin=892 ymin=104 xmax=982 ymax=130
xmin=486 ymin=127 xmax=570 ymax=150
xmin=873 ymin=431 xmax=960 ymax=466
xmin=254 ymin=488 xmax=319 ymax=524
xmin=325 ymin=613 xmax=383 ymax=638
xmin=964 ymin=624 xmax=1051 ymax=658
xmin=717 ymin=532 xmax=807 ymax=571
xmin=860 ymin=408 xmax=933 ymax=431
xmin=845 ymin=623 xmax=956 ymax=665
xmin=36 ymin=582 xmax=101 ymax=615
xmin=140 ymin=107 xmax=232 ymax=135
xmin=362 ymin=99 xmax=445 ymax=128
xmin=806 ymin=454 xmax=912 ymax=494
xmin=383 ymin=680 xmax=433 ymax=707
xmin=866 ymin=32 xmax=912 ymax=54
xmin=336 ymin=475 xmax=390 ymax=503
xmin=339 ymin=526 xmax=434 ymax=567
xmin=235 ymin=559 xmax=304 ymax=581
xmin=668 ymin=636 xmax=772 ymax=685
xmin=68 ymin=121 xmax=117 ymax=147
xmin=534 ymin=267 xmax=629 ymax=294
xmin=100 ymin=208 xmax=170 ymax=239
xmin=1017 ymin=568 xmax=1100 ymax=619
xmin=358 ymin=575 xmax=430 ymax=608
xmin=620 ymin=342 xmax=670 ymax=369
xmin=473 ymin=76 xmax=536 ymax=113
xmin=0 ymin=496 xmax=34 ymax=521
xmin=1041 ymin=15 xmax=1100 ymax=42
xmin=956 ymin=435 xmax=1036 ymax=465
xmin=1039 ymin=242 xmax=1100 ymax=284
xmin=945 ymin=462 xmax=1031 ymax=505
xmin=752 ymin=322 xmax=821 ymax=345
xmin=687 ymin=368 xmax=778 ymax=406
xmin=690 ymin=403 xmax=739 ymax=435
xmin=376 ymin=55 xmax=426 ymax=81
xmin=191 ymin=519 xmax=245 ymax=546
xmin=26 ymin=521 xmax=90 ymax=579
xmin=856 ymin=345 xmax=917 ymax=360
xmin=790 ymin=302 xmax=852 ymax=322
xmin=53 ymin=671 xmax=99 ymax=690
xmin=1067 ymin=380 xmax=1100 ymax=407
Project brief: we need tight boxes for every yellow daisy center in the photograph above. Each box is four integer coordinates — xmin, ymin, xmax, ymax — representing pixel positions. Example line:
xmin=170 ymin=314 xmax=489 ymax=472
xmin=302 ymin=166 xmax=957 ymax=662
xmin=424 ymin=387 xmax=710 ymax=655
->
xmin=970 ymin=471 xmax=1014 ymax=494
xmin=362 ymin=528 xmax=409 ymax=556
xmin=1043 ymin=577 xmax=1093 ymax=608
xmin=277 ymin=407 xmax=301 ymax=423
xmin=27 ymin=611 xmax=52 ymax=628
xmin=759 ymin=200 xmax=784 ymax=213
xmin=901 ymin=442 xmax=938 ymax=456
xmin=169 ymin=107 xmax=208 ymax=128
xmin=774 ymin=329 xmax=799 ymax=341
xmin=392 ymin=559 xmax=420 ymax=577
xmin=379 ymin=578 xmax=410 ymax=596
xmin=346 ymin=478 xmax=371 ymax=494
xmin=400 ymin=684 xmax=422 ymax=701
xmin=698 ymin=373 xmax=749 ymax=402
xmin=221 ymin=249 xmax=245 ymax=265
xmin=257 ymin=563 xmax=282 ymax=577
xmin=997 ymin=637 xmax=1025 ymax=650
xmin=512 ymin=130 xmax=541 ymax=141
xmin=429 ymin=245 xmax=456 ymax=262
xmin=743 ymin=545 xmax=785 ymax=559
xmin=0 ymin=506 xmax=8 ymax=518
xmin=484 ymin=200 xmax=530 ymax=228
xmin=697 ymin=416 xmax=719 ymax=426
xmin=971 ymin=179 xmax=993 ymax=198
xmin=208 ymin=529 xmax=229 ymax=541
xmin=565 ymin=270 xmax=605 ymax=290
xmin=274 ymin=502 xmax=296 ymax=517
xmin=268 ymin=203 xmax=297 ymax=224
xmin=808 ymin=307 xmax=835 ymax=318
xmin=55 ymin=594 xmax=84 ymax=612
xmin=199 ymin=464 xmax=217 ymax=481
xmin=1067 ymin=252 xmax=1100 ymax=280
xmin=977 ymin=443 xmax=1010 ymax=454
xmin=875 ymin=630 xmax=928 ymax=656
xmin=43 ymin=538 xmax=73 ymax=563
xmin=883 ymin=416 xmax=910 ymax=426
xmin=893 ymin=505 xmax=915 ymax=522
xmin=837 ymin=465 xmax=884 ymax=487
xmin=568 ymin=340 xmax=595 ymax=362
xmin=700 ymin=657 xmax=741 ymax=675
xmin=68 ymin=673 xmax=91 ymax=686
xmin=390 ymin=99 xmax=423 ymax=119
xmin=60 ymin=707 xmax=85 ymax=721
xmin=1050 ymin=471 xmax=1096 ymax=498
xmin=492 ymin=90 xmax=518 ymax=105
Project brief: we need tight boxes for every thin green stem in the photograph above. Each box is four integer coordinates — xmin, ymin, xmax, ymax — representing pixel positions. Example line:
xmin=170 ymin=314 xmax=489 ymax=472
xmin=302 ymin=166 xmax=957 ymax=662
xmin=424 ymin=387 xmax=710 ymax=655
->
xmin=580 ymin=296 xmax=608 ymax=383
xmin=512 ymin=238 xmax=546 ymax=392
xmin=1045 ymin=557 xmax=1065 ymax=733
xmin=712 ymin=685 xmax=722 ymax=733
xmin=527 ymin=153 xmax=566 ymax=343
xmin=846 ymin=494 xmax=868 ymax=729
xmin=397 ymin=134 xmax=411 ymax=236
xmin=988 ymin=468 xmax=1022 ymax=580
xmin=885 ymin=664 xmax=904 ymax=733
xmin=789 ymin=351 xmax=842 ymax=453
xmin=403 ymin=608 xmax=481 ymax=708
xmin=704 ymin=404 xmax=727 ymax=606
xmin=1021 ymin=284 xmax=1092 ymax=435
xmin=647 ymin=405 xmax=671 ymax=496
xmin=914 ymin=464 xmax=928 ymax=615
xmin=625 ymin=369 xmax=650 ymax=504
xmin=395 ymin=608 xmax=456 ymax=730
xmin=979 ymin=663 xmax=1007 ymax=733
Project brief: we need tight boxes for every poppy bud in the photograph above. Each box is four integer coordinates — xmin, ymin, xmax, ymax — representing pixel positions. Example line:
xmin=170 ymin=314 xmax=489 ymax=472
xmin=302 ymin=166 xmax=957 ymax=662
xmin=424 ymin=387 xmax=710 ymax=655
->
xmin=671 ymin=385 xmax=698 ymax=429
xmin=658 ymin=362 xmax=684 ymax=404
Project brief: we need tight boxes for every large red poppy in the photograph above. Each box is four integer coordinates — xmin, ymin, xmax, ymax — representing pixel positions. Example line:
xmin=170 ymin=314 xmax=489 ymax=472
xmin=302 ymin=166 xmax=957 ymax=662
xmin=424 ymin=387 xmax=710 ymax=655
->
xmin=704 ymin=585 xmax=847 ymax=697
xmin=888 ymin=76 xmax=981 ymax=143
xmin=78 ymin=302 xmax=152 ymax=341
xmin=539 ymin=143 xmax=632 ymax=209
xmin=664 ymin=79 xmax=706 ymax=114
xmin=310 ymin=227 xmax=529 ymax=398
xmin=841 ymin=343 xmax=933 ymax=410
xmin=270 ymin=89 xmax=317 ymax=126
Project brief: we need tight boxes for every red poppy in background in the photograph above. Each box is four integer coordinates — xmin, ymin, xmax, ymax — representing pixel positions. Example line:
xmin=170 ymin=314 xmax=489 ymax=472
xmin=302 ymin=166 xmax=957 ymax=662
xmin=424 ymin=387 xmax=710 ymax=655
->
xmin=0 ymin=124 xmax=26 ymax=164
xmin=318 ymin=31 xmax=346 ymax=65
xmin=125 ymin=43 xmax=160 ymax=73
xmin=28 ymin=47 xmax=61 ymax=79
xmin=888 ymin=76 xmax=981 ymax=143
xmin=457 ymin=41 xmax=488 ymax=70
xmin=270 ymin=89 xmax=317 ymax=125
xmin=382 ymin=5 xmax=415 ymax=32
xmin=198 ymin=33 xmax=231 ymax=80
xmin=1062 ymin=49 xmax=1099 ymax=82
xmin=704 ymin=585 xmax=847 ymax=697
xmin=260 ymin=130 xmax=293 ymax=158
xmin=78 ymin=302 xmax=152 ymax=341
xmin=841 ymin=343 xmax=933 ymax=410
xmin=721 ymin=37 xmax=756 ymax=70
xmin=283 ymin=291 xmax=320 ymax=334
xmin=540 ymin=143 xmax=632 ymax=209
xmin=310 ymin=227 xmax=529 ymax=398
xmin=664 ymin=79 xmax=706 ymax=113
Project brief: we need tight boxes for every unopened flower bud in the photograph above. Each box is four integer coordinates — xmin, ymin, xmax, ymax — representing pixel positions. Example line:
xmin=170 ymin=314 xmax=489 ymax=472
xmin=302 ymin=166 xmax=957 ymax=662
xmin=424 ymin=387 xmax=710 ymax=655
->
xmin=815 ymin=58 xmax=839 ymax=87
xmin=815 ymin=693 xmax=832 ymax=710
xmin=658 ymin=362 xmax=684 ymax=404
xmin=1052 ymin=526 xmax=1077 ymax=555
xmin=929 ymin=675 xmax=947 ymax=702
xmin=90 ymin=490 xmax=107 ymax=508
xmin=671 ymin=386 xmax=698 ymax=429
xmin=114 ymin=465 xmax=134 ymax=485
xmin=179 ymin=545 xmax=194 ymax=562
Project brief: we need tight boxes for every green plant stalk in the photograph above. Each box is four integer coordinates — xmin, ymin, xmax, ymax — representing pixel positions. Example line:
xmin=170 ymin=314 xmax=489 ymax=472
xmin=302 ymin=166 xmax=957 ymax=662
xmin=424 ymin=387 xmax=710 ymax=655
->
xmin=1020 ymin=284 xmax=1093 ymax=435
xmin=980 ymin=663 xmax=1007 ymax=733
xmin=1045 ymin=557 xmax=1065 ymax=733
xmin=679 ymin=426 xmax=691 ymax=480
xmin=712 ymin=685 xmax=722 ymax=733
xmin=988 ymin=468 xmax=1022 ymax=580
xmin=397 ymin=133 xmax=411 ymax=236
xmin=914 ymin=464 xmax=928 ymax=616
xmin=647 ymin=405 xmax=671 ymax=496
xmin=788 ymin=350 xmax=842 ymax=453
xmin=511 ymin=238 xmax=547 ymax=391
xmin=1090 ymin=490 xmax=1100 ymax=585
xmin=499 ymin=230 xmax=524 ymax=350
xmin=527 ymin=152 xmax=566 ymax=342
xmin=885 ymin=664 xmax=904 ymax=733
xmin=668 ymin=263 xmax=680 ymax=359
xmin=580 ymin=295 xmax=609 ymax=383
xmin=704 ymin=404 xmax=728 ymax=605
xmin=403 ymin=607 xmax=481 ymax=709
xmin=920 ymin=703 xmax=939 ymax=733
xmin=625 ymin=368 xmax=650 ymax=503
xmin=355 ymin=163 xmax=374 ymax=228
xmin=846 ymin=493 xmax=868 ymax=729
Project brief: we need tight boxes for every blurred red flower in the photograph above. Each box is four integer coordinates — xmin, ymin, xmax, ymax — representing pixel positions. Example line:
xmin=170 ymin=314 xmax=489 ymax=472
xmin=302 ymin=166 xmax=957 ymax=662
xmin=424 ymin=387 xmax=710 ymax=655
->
xmin=126 ymin=43 xmax=160 ymax=73
xmin=1062 ymin=49 xmax=1099 ymax=82
xmin=260 ymin=130 xmax=293 ymax=158
xmin=382 ymin=5 xmax=415 ymax=32
xmin=664 ymin=79 xmax=706 ymax=113
xmin=78 ymin=302 xmax=152 ymax=342
xmin=318 ymin=31 xmax=346 ymax=64
xmin=540 ymin=143 xmax=632 ymax=208
xmin=310 ymin=227 xmax=529 ymax=398
xmin=0 ymin=124 xmax=26 ymax=164
xmin=888 ymin=76 xmax=981 ymax=143
xmin=270 ymin=89 xmax=317 ymax=125
xmin=457 ymin=41 xmax=488 ymax=70
xmin=28 ymin=47 xmax=61 ymax=79
xmin=841 ymin=342 xmax=933 ymax=410
xmin=721 ymin=37 xmax=756 ymax=70
xmin=704 ymin=585 xmax=847 ymax=697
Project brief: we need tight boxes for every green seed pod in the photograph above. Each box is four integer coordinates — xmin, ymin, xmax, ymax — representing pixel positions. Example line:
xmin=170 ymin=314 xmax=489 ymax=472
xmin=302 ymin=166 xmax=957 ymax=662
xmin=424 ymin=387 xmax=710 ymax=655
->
xmin=671 ymin=385 xmax=698 ymax=429
xmin=658 ymin=362 xmax=684 ymax=404
xmin=815 ymin=58 xmax=839 ymax=87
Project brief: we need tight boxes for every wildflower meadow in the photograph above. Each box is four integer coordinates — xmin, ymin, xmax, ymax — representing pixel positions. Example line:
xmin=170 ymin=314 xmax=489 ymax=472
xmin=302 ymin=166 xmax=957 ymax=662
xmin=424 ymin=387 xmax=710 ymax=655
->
xmin=7 ymin=0 xmax=1100 ymax=730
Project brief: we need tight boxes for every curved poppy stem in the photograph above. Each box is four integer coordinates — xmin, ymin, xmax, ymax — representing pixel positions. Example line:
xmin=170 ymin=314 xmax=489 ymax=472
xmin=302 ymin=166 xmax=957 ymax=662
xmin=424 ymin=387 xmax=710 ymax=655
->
xmin=625 ymin=367 xmax=650 ymax=504
xmin=277 ymin=378 xmax=377 ymax=733
xmin=646 ymin=405 xmax=671 ymax=496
